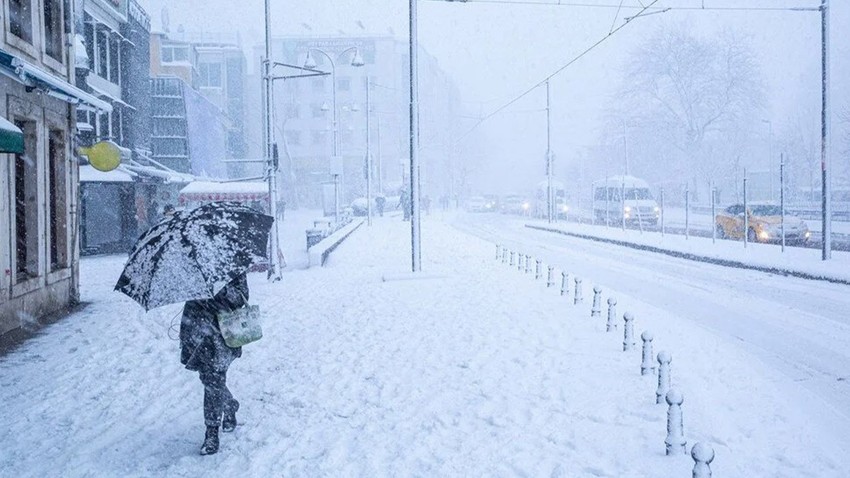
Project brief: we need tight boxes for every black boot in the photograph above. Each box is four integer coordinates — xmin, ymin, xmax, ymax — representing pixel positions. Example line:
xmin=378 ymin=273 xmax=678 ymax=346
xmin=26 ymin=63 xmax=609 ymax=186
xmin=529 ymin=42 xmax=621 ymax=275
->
xmin=200 ymin=426 xmax=219 ymax=455
xmin=222 ymin=400 xmax=239 ymax=433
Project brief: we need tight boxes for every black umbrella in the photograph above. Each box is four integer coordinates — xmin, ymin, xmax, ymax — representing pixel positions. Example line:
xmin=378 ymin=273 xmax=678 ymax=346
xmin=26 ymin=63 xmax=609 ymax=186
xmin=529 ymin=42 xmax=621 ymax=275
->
xmin=115 ymin=202 xmax=274 ymax=310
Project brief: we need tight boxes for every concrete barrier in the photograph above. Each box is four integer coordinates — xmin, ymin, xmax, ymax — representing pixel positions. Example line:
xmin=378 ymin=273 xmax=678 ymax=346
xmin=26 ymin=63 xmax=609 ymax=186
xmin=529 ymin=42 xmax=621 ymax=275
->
xmin=308 ymin=218 xmax=365 ymax=267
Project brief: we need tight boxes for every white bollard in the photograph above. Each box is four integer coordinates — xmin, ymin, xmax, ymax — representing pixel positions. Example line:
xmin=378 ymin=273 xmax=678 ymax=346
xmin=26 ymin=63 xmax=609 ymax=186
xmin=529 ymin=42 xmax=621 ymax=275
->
xmin=640 ymin=331 xmax=655 ymax=376
xmin=623 ymin=312 xmax=635 ymax=351
xmin=496 ymin=244 xmax=501 ymax=260
xmin=606 ymin=298 xmax=617 ymax=332
xmin=517 ymin=253 xmax=524 ymax=271
xmin=691 ymin=443 xmax=715 ymax=478
xmin=535 ymin=260 xmax=542 ymax=280
xmin=502 ymin=248 xmax=508 ymax=264
xmin=525 ymin=255 xmax=532 ymax=274
xmin=547 ymin=266 xmax=555 ymax=287
xmin=509 ymin=251 xmax=516 ymax=267
xmin=573 ymin=278 xmax=583 ymax=305
xmin=656 ymin=351 xmax=672 ymax=404
xmin=591 ymin=286 xmax=602 ymax=318
xmin=560 ymin=272 xmax=569 ymax=296
xmin=664 ymin=389 xmax=687 ymax=456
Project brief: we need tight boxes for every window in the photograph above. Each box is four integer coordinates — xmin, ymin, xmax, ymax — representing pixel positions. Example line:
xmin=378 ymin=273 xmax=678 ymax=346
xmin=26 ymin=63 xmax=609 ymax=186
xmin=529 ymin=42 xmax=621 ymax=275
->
xmin=311 ymin=103 xmax=326 ymax=118
xmin=84 ymin=18 xmax=95 ymax=70
xmin=97 ymin=29 xmax=109 ymax=78
xmin=109 ymin=36 xmax=121 ymax=84
xmin=43 ymin=0 xmax=63 ymax=61
xmin=13 ymin=120 xmax=39 ymax=282
xmin=311 ymin=78 xmax=324 ymax=92
xmin=10 ymin=0 xmax=33 ymax=43
xmin=161 ymin=45 xmax=189 ymax=63
xmin=312 ymin=130 xmax=325 ymax=145
xmin=337 ymin=77 xmax=351 ymax=91
xmin=198 ymin=62 xmax=222 ymax=88
xmin=98 ymin=112 xmax=111 ymax=140
xmin=48 ymin=129 xmax=68 ymax=270
xmin=111 ymin=108 xmax=122 ymax=144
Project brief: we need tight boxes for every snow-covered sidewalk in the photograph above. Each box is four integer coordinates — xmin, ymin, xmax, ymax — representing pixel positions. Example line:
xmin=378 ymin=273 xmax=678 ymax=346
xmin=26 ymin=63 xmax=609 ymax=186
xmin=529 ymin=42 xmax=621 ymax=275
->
xmin=526 ymin=218 xmax=850 ymax=284
xmin=0 ymin=217 xmax=846 ymax=476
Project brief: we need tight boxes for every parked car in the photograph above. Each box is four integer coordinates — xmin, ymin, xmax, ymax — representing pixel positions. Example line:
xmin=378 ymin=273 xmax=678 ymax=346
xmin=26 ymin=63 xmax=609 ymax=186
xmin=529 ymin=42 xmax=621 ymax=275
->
xmin=715 ymin=203 xmax=811 ymax=244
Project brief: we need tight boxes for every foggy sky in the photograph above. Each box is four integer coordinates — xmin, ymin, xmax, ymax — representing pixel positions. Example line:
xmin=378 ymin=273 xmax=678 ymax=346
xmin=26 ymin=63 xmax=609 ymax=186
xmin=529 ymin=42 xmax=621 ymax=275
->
xmin=139 ymin=0 xmax=849 ymax=193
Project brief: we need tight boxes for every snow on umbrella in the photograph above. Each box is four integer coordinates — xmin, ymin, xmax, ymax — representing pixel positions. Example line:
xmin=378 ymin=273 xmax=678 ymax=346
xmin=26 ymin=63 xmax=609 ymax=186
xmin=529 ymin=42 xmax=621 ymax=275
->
xmin=115 ymin=202 xmax=274 ymax=310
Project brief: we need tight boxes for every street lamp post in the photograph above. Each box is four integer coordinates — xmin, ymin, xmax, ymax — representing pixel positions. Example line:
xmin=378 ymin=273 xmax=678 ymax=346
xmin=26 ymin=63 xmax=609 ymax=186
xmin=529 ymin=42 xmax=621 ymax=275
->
xmin=762 ymin=119 xmax=773 ymax=200
xmin=262 ymin=0 xmax=281 ymax=281
xmin=304 ymin=47 xmax=365 ymax=224
xmin=366 ymin=76 xmax=373 ymax=226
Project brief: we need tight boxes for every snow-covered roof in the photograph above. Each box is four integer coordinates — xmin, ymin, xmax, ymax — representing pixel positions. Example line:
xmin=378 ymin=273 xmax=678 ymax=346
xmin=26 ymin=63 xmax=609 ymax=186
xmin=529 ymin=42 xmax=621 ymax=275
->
xmin=178 ymin=181 xmax=269 ymax=204
xmin=79 ymin=165 xmax=135 ymax=183
xmin=180 ymin=181 xmax=268 ymax=194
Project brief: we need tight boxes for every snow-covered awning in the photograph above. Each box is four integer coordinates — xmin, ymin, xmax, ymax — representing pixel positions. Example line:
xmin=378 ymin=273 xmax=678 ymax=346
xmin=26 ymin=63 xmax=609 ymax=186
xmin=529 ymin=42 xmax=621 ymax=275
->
xmin=179 ymin=181 xmax=270 ymax=204
xmin=79 ymin=164 xmax=135 ymax=183
xmin=0 ymin=114 xmax=24 ymax=154
xmin=0 ymin=48 xmax=112 ymax=113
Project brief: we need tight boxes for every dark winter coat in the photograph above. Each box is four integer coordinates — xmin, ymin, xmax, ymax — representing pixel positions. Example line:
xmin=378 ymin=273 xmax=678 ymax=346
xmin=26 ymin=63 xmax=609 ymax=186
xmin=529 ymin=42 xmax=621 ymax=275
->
xmin=180 ymin=274 xmax=248 ymax=372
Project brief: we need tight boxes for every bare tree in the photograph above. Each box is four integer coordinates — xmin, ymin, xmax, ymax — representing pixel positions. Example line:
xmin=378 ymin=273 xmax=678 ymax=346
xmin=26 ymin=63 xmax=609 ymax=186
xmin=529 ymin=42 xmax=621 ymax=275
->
xmin=614 ymin=24 xmax=766 ymax=196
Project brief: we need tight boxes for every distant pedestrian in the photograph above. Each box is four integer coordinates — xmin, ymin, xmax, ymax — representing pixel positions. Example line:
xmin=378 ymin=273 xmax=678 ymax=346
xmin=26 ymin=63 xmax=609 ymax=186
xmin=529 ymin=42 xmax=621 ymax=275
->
xmin=180 ymin=274 xmax=249 ymax=455
xmin=422 ymin=195 xmax=432 ymax=215
xmin=399 ymin=189 xmax=411 ymax=221
xmin=375 ymin=195 xmax=386 ymax=217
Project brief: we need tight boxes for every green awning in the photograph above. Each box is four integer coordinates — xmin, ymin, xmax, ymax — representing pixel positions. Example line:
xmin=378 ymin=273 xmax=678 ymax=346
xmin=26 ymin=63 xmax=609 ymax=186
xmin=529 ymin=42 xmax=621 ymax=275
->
xmin=0 ymin=115 xmax=24 ymax=154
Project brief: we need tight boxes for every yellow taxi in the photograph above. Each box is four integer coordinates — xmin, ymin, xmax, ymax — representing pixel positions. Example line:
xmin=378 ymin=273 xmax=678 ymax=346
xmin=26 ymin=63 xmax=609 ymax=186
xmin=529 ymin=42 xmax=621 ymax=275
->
xmin=715 ymin=203 xmax=811 ymax=244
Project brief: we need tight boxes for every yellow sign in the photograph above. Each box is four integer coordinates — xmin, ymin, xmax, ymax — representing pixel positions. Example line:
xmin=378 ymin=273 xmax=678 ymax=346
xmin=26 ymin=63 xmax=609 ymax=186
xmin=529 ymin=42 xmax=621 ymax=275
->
xmin=80 ymin=141 xmax=121 ymax=172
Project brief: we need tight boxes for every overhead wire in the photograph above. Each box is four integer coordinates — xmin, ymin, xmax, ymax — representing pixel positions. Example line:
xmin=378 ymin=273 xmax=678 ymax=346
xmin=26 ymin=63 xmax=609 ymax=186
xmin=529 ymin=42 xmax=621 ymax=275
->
xmin=452 ymin=0 xmax=663 ymax=144
xmin=423 ymin=0 xmax=819 ymax=12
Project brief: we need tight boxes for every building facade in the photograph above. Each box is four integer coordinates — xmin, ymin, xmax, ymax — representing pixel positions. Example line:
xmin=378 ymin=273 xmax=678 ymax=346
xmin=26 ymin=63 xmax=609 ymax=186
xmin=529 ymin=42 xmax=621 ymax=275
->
xmin=1 ymin=0 xmax=111 ymax=335
xmin=75 ymin=0 xmax=161 ymax=255
xmin=149 ymin=30 xmax=240 ymax=179
xmin=245 ymin=34 xmax=463 ymax=210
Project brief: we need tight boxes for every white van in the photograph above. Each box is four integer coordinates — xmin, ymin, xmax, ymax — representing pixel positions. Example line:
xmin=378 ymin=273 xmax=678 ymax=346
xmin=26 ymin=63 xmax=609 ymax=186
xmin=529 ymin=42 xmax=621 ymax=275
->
xmin=593 ymin=176 xmax=660 ymax=226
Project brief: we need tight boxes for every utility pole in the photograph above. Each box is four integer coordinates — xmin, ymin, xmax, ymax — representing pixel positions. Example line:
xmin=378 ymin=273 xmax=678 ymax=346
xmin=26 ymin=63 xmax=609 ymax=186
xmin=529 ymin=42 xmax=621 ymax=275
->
xmin=821 ymin=0 xmax=832 ymax=260
xmin=366 ymin=76 xmax=373 ymax=226
xmin=546 ymin=80 xmax=553 ymax=224
xmin=409 ymin=0 xmax=422 ymax=272
xmin=262 ymin=0 xmax=282 ymax=281
xmin=622 ymin=119 xmax=629 ymax=176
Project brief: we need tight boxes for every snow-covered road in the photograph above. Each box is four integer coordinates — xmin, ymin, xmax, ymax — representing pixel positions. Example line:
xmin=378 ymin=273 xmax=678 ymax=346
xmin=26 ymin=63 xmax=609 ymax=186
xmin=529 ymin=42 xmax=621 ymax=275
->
xmin=455 ymin=212 xmax=850 ymax=427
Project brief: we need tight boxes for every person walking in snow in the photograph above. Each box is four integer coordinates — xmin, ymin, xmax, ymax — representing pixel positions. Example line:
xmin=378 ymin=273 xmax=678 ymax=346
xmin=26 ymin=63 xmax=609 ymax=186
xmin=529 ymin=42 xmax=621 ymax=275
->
xmin=180 ymin=273 xmax=249 ymax=455
xmin=375 ymin=195 xmax=386 ymax=217
xmin=399 ymin=188 xmax=411 ymax=221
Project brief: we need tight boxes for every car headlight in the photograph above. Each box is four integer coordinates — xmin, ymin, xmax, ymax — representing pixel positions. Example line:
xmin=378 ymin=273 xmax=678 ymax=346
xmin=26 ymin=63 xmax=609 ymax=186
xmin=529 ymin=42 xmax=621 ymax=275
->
xmin=624 ymin=206 xmax=632 ymax=213
xmin=805 ymin=231 xmax=812 ymax=238
xmin=561 ymin=205 xmax=569 ymax=212
xmin=758 ymin=230 xmax=771 ymax=240
xmin=522 ymin=203 xmax=530 ymax=210
xmin=654 ymin=206 xmax=660 ymax=213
